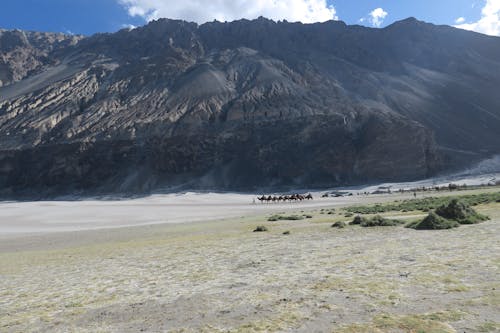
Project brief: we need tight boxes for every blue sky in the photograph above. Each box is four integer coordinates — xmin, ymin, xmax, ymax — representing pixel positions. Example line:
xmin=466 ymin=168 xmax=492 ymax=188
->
xmin=0 ymin=0 xmax=496 ymax=36
xmin=335 ymin=0 xmax=481 ymax=26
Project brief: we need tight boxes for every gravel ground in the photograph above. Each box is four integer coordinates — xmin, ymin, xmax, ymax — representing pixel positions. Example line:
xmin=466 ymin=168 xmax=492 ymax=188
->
xmin=0 ymin=194 xmax=499 ymax=332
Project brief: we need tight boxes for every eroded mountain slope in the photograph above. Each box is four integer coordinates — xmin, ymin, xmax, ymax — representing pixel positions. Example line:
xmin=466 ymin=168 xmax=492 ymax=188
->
xmin=0 ymin=18 xmax=499 ymax=196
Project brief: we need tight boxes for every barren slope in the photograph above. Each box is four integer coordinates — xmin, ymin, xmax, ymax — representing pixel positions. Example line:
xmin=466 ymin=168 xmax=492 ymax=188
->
xmin=1 ymin=18 xmax=500 ymax=196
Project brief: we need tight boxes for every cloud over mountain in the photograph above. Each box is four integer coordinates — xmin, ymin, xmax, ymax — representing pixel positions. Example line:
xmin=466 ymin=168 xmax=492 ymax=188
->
xmin=368 ymin=7 xmax=388 ymax=27
xmin=118 ymin=0 xmax=337 ymax=24
xmin=455 ymin=0 xmax=500 ymax=36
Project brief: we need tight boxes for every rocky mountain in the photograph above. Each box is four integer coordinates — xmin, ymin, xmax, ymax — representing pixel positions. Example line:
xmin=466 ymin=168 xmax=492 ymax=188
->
xmin=0 ymin=29 xmax=82 ymax=87
xmin=1 ymin=18 xmax=500 ymax=197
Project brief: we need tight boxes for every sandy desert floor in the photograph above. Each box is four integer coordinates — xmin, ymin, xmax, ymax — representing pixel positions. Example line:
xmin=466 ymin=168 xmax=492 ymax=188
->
xmin=0 ymin=192 xmax=353 ymax=235
xmin=0 ymin=188 xmax=499 ymax=332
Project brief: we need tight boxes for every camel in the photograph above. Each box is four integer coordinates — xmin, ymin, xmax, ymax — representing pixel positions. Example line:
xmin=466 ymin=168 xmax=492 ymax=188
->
xmin=256 ymin=193 xmax=314 ymax=204
xmin=257 ymin=196 xmax=267 ymax=203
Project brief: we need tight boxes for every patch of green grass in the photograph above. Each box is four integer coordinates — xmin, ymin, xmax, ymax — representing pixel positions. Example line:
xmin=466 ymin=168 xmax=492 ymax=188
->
xmin=345 ymin=191 xmax=500 ymax=214
xmin=320 ymin=208 xmax=336 ymax=215
xmin=358 ymin=215 xmax=404 ymax=227
xmin=267 ymin=215 xmax=304 ymax=222
xmin=476 ymin=322 xmax=500 ymax=332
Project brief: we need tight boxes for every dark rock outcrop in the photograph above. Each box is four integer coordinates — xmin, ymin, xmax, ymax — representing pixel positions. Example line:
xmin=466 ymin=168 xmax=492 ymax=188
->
xmin=1 ymin=18 xmax=499 ymax=197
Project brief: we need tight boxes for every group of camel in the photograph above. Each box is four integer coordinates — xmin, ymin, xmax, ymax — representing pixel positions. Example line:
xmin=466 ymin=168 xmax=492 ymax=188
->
xmin=257 ymin=193 xmax=313 ymax=203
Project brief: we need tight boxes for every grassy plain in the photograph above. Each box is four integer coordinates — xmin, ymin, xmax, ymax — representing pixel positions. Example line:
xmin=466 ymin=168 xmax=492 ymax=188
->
xmin=1 ymin=188 xmax=499 ymax=332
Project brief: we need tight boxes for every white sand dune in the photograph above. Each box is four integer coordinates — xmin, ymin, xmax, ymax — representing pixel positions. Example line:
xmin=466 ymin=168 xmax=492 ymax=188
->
xmin=0 ymin=192 xmax=354 ymax=236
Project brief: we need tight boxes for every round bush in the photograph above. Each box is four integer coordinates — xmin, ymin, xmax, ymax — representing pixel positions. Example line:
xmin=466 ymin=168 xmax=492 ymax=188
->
xmin=331 ymin=221 xmax=346 ymax=228
xmin=253 ymin=226 xmax=268 ymax=232
xmin=435 ymin=199 xmax=489 ymax=224
xmin=412 ymin=212 xmax=460 ymax=230
xmin=351 ymin=215 xmax=367 ymax=225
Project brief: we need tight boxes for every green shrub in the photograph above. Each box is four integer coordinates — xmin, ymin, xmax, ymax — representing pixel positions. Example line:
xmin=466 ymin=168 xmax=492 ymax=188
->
xmin=360 ymin=215 xmax=404 ymax=227
xmin=285 ymin=215 xmax=304 ymax=220
xmin=344 ymin=212 xmax=354 ymax=217
xmin=351 ymin=215 xmax=368 ymax=225
xmin=253 ymin=226 xmax=268 ymax=232
xmin=267 ymin=215 xmax=304 ymax=222
xmin=409 ymin=212 xmax=459 ymax=230
xmin=331 ymin=221 xmax=346 ymax=228
xmin=435 ymin=199 xmax=489 ymax=225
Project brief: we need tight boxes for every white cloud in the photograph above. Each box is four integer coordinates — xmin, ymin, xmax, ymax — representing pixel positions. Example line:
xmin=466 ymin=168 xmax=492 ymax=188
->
xmin=368 ymin=7 xmax=388 ymax=28
xmin=455 ymin=17 xmax=466 ymax=24
xmin=122 ymin=24 xmax=137 ymax=30
xmin=117 ymin=0 xmax=338 ymax=24
xmin=455 ymin=0 xmax=500 ymax=36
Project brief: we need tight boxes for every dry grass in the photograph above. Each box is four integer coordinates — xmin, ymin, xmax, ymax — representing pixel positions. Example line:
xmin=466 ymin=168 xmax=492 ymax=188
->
xmin=0 ymin=192 xmax=499 ymax=332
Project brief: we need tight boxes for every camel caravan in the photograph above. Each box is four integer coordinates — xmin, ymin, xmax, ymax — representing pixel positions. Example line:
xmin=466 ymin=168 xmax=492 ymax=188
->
xmin=257 ymin=193 xmax=313 ymax=203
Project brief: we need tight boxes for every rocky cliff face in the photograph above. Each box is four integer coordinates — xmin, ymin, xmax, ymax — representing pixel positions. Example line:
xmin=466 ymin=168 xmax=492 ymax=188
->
xmin=1 ymin=18 xmax=499 ymax=197
xmin=0 ymin=29 xmax=81 ymax=87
